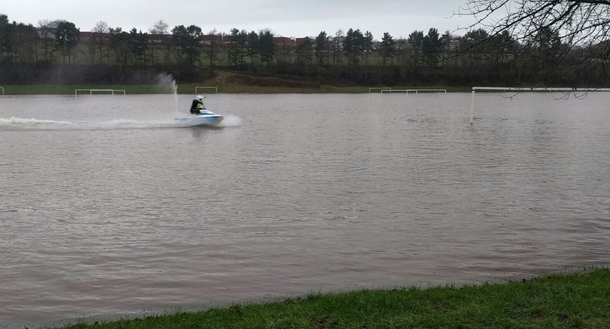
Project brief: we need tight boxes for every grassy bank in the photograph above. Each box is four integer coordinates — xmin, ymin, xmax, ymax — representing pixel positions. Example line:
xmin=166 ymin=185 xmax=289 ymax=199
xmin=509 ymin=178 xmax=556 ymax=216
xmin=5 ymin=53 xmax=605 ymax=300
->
xmin=0 ymin=85 xmax=173 ymax=95
xmin=0 ymin=83 xmax=470 ymax=95
xmin=0 ymin=71 xmax=471 ymax=95
xmin=3 ymin=70 xmax=586 ymax=96
xmin=57 ymin=268 xmax=610 ymax=329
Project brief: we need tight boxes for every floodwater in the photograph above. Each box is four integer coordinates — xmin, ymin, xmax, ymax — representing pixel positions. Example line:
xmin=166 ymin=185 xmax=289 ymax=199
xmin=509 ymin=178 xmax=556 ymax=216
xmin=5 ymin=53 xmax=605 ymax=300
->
xmin=1 ymin=92 xmax=609 ymax=328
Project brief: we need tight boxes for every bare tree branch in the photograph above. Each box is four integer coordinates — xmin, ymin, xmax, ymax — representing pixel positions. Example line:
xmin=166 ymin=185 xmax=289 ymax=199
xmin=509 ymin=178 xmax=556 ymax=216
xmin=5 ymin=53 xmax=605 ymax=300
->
xmin=456 ymin=0 xmax=610 ymax=87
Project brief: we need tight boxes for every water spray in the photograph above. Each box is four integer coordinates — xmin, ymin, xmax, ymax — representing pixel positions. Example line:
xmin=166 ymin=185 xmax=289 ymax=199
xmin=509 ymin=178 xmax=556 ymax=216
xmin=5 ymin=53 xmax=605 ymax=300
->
xmin=155 ymin=73 xmax=179 ymax=114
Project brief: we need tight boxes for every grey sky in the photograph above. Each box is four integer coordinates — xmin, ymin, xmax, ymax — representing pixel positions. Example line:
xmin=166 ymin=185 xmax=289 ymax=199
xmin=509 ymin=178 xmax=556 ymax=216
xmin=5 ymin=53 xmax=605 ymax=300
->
xmin=3 ymin=0 xmax=478 ymax=39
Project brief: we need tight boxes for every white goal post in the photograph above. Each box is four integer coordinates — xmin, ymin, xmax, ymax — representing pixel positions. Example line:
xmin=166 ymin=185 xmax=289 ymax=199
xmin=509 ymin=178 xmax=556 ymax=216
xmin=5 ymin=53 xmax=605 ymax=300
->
xmin=416 ymin=89 xmax=447 ymax=94
xmin=470 ymin=86 xmax=610 ymax=124
xmin=74 ymin=89 xmax=127 ymax=97
xmin=372 ymin=87 xmax=447 ymax=94
xmin=195 ymin=86 xmax=218 ymax=94
xmin=381 ymin=89 xmax=414 ymax=94
xmin=0 ymin=87 xmax=4 ymax=95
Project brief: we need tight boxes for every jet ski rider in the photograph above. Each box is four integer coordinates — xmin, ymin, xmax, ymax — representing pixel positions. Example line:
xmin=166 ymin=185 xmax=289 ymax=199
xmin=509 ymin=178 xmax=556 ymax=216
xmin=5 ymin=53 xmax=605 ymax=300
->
xmin=190 ymin=95 xmax=205 ymax=114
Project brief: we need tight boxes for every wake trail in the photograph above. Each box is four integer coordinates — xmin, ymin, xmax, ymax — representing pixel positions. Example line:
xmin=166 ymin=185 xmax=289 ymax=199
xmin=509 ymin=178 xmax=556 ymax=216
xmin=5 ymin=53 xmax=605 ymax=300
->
xmin=90 ymin=119 xmax=179 ymax=129
xmin=0 ymin=116 xmax=76 ymax=127
xmin=0 ymin=116 xmax=174 ymax=130
xmin=0 ymin=116 xmax=243 ymax=130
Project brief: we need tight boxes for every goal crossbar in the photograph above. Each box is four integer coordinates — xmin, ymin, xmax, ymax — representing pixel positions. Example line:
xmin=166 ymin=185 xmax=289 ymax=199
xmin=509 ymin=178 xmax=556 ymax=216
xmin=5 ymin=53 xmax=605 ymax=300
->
xmin=381 ymin=89 xmax=418 ymax=94
xmin=416 ymin=89 xmax=447 ymax=93
xmin=75 ymin=89 xmax=127 ymax=97
xmin=374 ymin=87 xmax=447 ymax=94
xmin=470 ymin=86 xmax=610 ymax=124
xmin=195 ymin=86 xmax=217 ymax=94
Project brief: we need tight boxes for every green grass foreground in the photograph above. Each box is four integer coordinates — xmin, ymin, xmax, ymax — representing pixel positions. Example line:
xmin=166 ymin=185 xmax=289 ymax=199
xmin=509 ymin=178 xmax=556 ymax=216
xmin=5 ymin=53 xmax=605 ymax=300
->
xmin=57 ymin=269 xmax=610 ymax=329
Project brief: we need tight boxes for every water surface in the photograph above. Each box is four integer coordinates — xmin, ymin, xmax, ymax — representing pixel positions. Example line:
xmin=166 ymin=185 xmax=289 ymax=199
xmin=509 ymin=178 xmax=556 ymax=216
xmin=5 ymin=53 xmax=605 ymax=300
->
xmin=1 ymin=92 xmax=609 ymax=328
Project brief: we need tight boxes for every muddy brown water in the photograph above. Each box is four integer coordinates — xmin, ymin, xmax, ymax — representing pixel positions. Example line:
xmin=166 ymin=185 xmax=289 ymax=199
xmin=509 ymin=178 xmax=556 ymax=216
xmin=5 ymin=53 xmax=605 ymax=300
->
xmin=1 ymin=93 xmax=609 ymax=328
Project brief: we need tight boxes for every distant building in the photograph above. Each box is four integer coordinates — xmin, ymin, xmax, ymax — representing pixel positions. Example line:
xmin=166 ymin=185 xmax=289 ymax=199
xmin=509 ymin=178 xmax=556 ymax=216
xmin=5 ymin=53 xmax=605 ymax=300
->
xmin=274 ymin=36 xmax=296 ymax=50
xmin=79 ymin=31 xmax=93 ymax=42
xmin=148 ymin=34 xmax=173 ymax=45
xmin=50 ymin=29 xmax=317 ymax=49
xmin=79 ymin=31 xmax=111 ymax=44
xmin=202 ymin=34 xmax=223 ymax=44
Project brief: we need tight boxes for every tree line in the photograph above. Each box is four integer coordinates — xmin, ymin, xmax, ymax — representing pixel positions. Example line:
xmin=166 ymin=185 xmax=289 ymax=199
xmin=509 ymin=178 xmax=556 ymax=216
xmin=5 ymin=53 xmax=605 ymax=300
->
xmin=0 ymin=14 xmax=608 ymax=87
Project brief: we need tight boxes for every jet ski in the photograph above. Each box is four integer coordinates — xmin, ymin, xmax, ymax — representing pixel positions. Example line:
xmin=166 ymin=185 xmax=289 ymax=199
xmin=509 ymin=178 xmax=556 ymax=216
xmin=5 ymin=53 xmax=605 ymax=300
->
xmin=175 ymin=109 xmax=224 ymax=127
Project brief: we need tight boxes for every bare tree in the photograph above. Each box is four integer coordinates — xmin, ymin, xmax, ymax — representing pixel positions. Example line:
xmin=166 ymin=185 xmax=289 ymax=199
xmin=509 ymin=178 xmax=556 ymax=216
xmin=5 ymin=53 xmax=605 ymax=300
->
xmin=331 ymin=29 xmax=344 ymax=66
xmin=92 ymin=21 xmax=109 ymax=64
xmin=38 ymin=20 xmax=56 ymax=63
xmin=149 ymin=20 xmax=168 ymax=35
xmin=206 ymin=28 xmax=221 ymax=67
xmin=149 ymin=20 xmax=170 ymax=65
xmin=460 ymin=0 xmax=610 ymax=86
xmin=395 ymin=37 xmax=409 ymax=66
xmin=148 ymin=20 xmax=168 ymax=66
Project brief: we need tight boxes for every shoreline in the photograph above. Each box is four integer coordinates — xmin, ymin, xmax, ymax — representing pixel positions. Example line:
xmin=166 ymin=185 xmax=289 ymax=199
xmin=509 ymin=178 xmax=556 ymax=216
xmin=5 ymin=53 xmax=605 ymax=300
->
xmin=0 ymin=84 xmax=472 ymax=95
xmin=46 ymin=268 xmax=610 ymax=329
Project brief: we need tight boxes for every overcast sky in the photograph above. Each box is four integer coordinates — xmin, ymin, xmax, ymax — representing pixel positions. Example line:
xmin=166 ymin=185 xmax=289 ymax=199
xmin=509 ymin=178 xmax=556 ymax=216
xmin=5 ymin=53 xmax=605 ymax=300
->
xmin=3 ymin=0 xmax=479 ymax=39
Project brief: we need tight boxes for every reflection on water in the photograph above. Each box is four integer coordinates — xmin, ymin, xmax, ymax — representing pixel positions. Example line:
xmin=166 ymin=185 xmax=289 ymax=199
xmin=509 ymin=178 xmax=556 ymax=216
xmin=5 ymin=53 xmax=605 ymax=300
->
xmin=1 ymin=93 xmax=609 ymax=328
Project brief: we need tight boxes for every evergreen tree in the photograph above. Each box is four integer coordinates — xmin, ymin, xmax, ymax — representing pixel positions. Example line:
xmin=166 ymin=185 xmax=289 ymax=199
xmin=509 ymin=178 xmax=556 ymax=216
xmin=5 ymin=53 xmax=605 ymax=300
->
xmin=380 ymin=32 xmax=395 ymax=67
xmin=315 ymin=31 xmax=329 ymax=66
xmin=0 ymin=14 xmax=13 ymax=63
xmin=423 ymin=28 xmax=442 ymax=68
xmin=55 ymin=20 xmax=79 ymax=64
xmin=295 ymin=37 xmax=313 ymax=65
xmin=407 ymin=30 xmax=424 ymax=67
xmin=247 ymin=31 xmax=259 ymax=64
xmin=172 ymin=24 xmax=203 ymax=67
xmin=109 ymin=27 xmax=129 ymax=67
xmin=128 ymin=28 xmax=148 ymax=65
xmin=259 ymin=29 xmax=275 ymax=68
xmin=343 ymin=28 xmax=365 ymax=66
xmin=363 ymin=31 xmax=374 ymax=66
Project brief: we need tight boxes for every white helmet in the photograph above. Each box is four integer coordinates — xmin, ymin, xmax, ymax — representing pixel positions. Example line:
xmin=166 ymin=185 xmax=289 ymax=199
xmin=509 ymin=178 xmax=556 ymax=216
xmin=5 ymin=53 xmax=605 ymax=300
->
xmin=195 ymin=95 xmax=204 ymax=101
